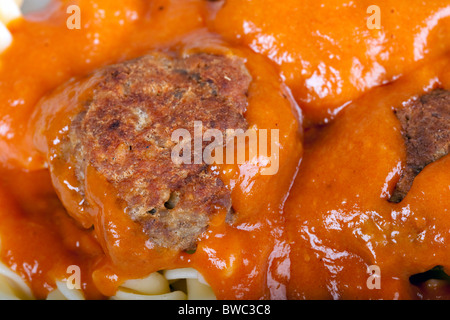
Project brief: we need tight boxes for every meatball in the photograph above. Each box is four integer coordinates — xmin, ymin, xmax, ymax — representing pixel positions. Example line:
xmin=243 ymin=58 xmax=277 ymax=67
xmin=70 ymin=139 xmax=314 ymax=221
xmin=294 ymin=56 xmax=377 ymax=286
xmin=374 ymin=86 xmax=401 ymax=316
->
xmin=390 ymin=89 xmax=450 ymax=203
xmin=61 ymin=52 xmax=251 ymax=251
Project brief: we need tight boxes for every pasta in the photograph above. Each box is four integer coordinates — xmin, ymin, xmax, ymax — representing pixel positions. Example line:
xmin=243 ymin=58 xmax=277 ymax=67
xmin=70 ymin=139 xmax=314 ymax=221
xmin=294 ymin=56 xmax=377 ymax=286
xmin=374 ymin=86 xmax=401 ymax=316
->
xmin=0 ymin=1 xmax=217 ymax=301
xmin=0 ymin=0 xmax=21 ymax=25
xmin=0 ymin=252 xmax=33 ymax=300
xmin=44 ymin=269 xmax=216 ymax=300
xmin=0 ymin=256 xmax=215 ymax=300
xmin=0 ymin=20 xmax=13 ymax=53
xmin=163 ymin=268 xmax=216 ymax=300
xmin=0 ymin=235 xmax=214 ymax=300
xmin=0 ymin=0 xmax=22 ymax=53
xmin=46 ymin=281 xmax=85 ymax=300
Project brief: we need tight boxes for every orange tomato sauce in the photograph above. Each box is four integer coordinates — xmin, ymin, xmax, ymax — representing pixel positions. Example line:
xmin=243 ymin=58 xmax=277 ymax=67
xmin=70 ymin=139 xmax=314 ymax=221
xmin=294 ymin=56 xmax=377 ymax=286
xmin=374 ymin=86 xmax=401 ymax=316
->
xmin=209 ymin=0 xmax=450 ymax=124
xmin=285 ymin=57 xmax=450 ymax=299
xmin=0 ymin=0 xmax=302 ymax=299
xmin=0 ymin=0 xmax=448 ymax=300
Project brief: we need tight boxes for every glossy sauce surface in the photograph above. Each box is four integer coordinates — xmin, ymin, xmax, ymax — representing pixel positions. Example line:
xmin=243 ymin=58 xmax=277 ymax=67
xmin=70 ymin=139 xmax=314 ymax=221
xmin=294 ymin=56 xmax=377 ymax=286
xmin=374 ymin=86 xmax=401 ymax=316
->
xmin=209 ymin=0 xmax=450 ymax=123
xmin=0 ymin=0 xmax=449 ymax=299
xmin=285 ymin=58 xmax=450 ymax=299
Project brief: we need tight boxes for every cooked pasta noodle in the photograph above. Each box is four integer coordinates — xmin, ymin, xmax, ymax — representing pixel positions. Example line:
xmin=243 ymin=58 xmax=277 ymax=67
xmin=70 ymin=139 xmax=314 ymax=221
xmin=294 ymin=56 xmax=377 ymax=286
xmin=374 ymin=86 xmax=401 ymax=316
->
xmin=0 ymin=0 xmax=21 ymax=25
xmin=46 ymin=281 xmax=85 ymax=300
xmin=22 ymin=0 xmax=51 ymax=14
xmin=0 ymin=23 xmax=12 ymax=53
xmin=112 ymin=272 xmax=188 ymax=300
xmin=111 ymin=269 xmax=216 ymax=300
xmin=163 ymin=268 xmax=216 ymax=300
xmin=0 ymin=0 xmax=217 ymax=301
xmin=0 ymin=0 xmax=22 ymax=53
xmin=0 ymin=266 xmax=216 ymax=300
xmin=1 ymin=234 xmax=215 ymax=300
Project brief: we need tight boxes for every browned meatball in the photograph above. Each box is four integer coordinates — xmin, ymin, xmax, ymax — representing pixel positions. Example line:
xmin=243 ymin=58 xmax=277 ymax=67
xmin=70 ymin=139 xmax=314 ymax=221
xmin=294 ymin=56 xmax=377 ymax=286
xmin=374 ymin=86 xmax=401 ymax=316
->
xmin=62 ymin=52 xmax=251 ymax=250
xmin=390 ymin=89 xmax=450 ymax=203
